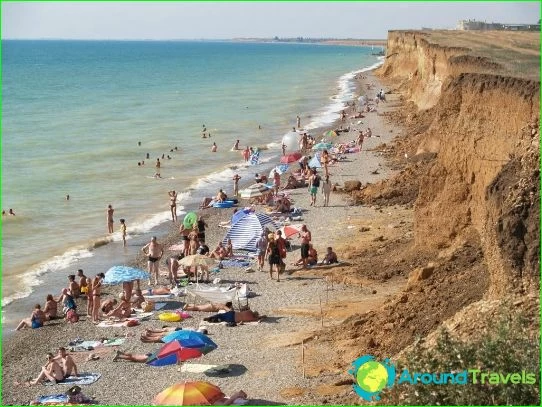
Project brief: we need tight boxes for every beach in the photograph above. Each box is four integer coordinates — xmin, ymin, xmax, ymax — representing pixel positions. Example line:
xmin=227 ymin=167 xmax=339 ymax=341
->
xmin=1 ymin=70 xmax=404 ymax=405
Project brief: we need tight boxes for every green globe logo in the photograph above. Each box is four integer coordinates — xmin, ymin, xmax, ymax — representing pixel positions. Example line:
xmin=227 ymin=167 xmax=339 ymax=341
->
xmin=356 ymin=361 xmax=389 ymax=393
xmin=350 ymin=355 xmax=396 ymax=401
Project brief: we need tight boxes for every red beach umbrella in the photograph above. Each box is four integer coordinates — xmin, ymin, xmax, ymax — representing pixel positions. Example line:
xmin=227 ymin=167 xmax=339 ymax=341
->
xmin=280 ymin=151 xmax=302 ymax=164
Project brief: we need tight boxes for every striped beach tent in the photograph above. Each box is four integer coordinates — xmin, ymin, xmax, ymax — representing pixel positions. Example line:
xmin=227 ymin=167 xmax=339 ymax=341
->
xmin=222 ymin=212 xmax=278 ymax=252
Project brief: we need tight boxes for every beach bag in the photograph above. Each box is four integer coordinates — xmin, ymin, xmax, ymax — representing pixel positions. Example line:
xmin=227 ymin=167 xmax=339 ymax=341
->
xmin=141 ymin=301 xmax=155 ymax=312
xmin=66 ymin=309 xmax=79 ymax=323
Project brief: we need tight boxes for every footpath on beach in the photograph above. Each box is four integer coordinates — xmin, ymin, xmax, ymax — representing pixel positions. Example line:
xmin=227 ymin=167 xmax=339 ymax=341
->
xmin=2 ymin=71 xmax=406 ymax=406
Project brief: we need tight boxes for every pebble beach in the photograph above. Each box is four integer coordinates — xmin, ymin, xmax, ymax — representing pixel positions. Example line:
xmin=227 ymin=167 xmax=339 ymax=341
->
xmin=2 ymin=71 xmax=403 ymax=406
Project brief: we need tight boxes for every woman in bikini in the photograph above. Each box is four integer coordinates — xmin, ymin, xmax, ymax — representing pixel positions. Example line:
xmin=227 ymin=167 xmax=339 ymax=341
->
xmin=16 ymin=304 xmax=46 ymax=330
xmin=168 ymin=190 xmax=178 ymax=222
xmin=91 ymin=273 xmax=105 ymax=323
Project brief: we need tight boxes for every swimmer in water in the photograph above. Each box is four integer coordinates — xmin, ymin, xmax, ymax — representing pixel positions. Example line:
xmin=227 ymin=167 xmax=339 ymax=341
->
xmin=233 ymin=139 xmax=240 ymax=150
xmin=211 ymin=142 xmax=217 ymax=152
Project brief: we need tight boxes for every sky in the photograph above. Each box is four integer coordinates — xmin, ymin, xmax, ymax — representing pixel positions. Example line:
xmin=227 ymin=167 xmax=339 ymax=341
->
xmin=2 ymin=1 xmax=540 ymax=40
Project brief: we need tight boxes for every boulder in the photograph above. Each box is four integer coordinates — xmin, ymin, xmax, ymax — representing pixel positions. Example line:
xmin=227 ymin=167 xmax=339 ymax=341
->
xmin=343 ymin=180 xmax=362 ymax=192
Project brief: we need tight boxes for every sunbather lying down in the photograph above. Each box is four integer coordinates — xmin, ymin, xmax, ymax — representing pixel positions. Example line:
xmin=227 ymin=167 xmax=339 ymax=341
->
xmin=183 ymin=302 xmax=232 ymax=312
xmin=214 ymin=390 xmax=249 ymax=405
xmin=203 ymin=309 xmax=262 ymax=325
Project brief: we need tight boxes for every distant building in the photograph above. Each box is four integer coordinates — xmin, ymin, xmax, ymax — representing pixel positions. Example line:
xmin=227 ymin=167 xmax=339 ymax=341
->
xmin=457 ymin=19 xmax=540 ymax=31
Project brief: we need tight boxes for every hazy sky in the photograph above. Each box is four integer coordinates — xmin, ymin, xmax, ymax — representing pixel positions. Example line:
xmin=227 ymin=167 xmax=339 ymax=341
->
xmin=2 ymin=2 xmax=540 ymax=40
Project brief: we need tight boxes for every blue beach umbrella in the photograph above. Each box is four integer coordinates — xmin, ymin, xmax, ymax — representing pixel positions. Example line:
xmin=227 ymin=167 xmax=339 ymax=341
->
xmin=104 ymin=266 xmax=150 ymax=285
xmin=312 ymin=142 xmax=332 ymax=151
xmin=308 ymin=154 xmax=322 ymax=169
xmin=231 ymin=208 xmax=251 ymax=225
xmin=162 ymin=330 xmax=218 ymax=351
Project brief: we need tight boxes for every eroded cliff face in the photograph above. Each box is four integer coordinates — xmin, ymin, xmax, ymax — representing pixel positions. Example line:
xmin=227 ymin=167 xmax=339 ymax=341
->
xmin=379 ymin=32 xmax=540 ymax=299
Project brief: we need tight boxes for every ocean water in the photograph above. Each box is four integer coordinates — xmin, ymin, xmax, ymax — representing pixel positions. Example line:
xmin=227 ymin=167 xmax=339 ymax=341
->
xmin=1 ymin=40 xmax=380 ymax=325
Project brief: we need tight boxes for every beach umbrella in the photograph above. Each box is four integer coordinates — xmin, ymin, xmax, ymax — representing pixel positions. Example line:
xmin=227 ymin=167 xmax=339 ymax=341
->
xmin=183 ymin=212 xmax=198 ymax=229
xmin=240 ymin=183 xmax=271 ymax=199
xmin=308 ymin=154 xmax=322 ymax=169
xmin=162 ymin=331 xmax=218 ymax=354
xmin=231 ymin=208 xmax=251 ymax=225
xmin=147 ymin=343 xmax=203 ymax=367
xmin=153 ymin=381 xmax=224 ymax=406
xmin=278 ymin=224 xmax=304 ymax=239
xmin=280 ymin=152 xmax=302 ymax=164
xmin=268 ymin=164 xmax=289 ymax=179
xmin=103 ymin=266 xmax=150 ymax=285
xmin=179 ymin=254 xmax=216 ymax=268
xmin=312 ymin=142 xmax=332 ymax=151
xmin=324 ymin=130 xmax=338 ymax=138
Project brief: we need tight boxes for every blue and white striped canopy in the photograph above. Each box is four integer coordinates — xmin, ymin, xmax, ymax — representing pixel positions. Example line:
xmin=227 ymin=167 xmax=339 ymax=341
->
xmin=222 ymin=212 xmax=278 ymax=252
xmin=104 ymin=265 xmax=150 ymax=285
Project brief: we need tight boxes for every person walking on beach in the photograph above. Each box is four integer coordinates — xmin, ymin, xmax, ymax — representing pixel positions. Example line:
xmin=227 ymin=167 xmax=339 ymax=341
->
xmin=107 ymin=205 xmax=114 ymax=233
xmin=272 ymin=169 xmax=280 ymax=194
xmin=321 ymin=149 xmax=330 ymax=178
xmin=299 ymin=225 xmax=312 ymax=269
xmin=308 ymin=169 xmax=320 ymax=206
xmin=233 ymin=174 xmax=241 ymax=197
xmin=322 ymin=175 xmax=332 ymax=207
xmin=266 ymin=235 xmax=281 ymax=282
xmin=356 ymin=130 xmax=365 ymax=150
xmin=91 ymin=273 xmax=105 ymax=323
xmin=296 ymin=115 xmax=301 ymax=129
xmin=142 ymin=236 xmax=164 ymax=286
xmin=168 ymin=190 xmax=178 ymax=222
xmin=120 ymin=218 xmax=127 ymax=247
xmin=255 ymin=231 xmax=268 ymax=272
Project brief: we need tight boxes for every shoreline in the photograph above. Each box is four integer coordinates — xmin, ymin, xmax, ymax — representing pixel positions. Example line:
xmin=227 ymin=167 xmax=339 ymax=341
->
xmin=1 ymin=56 xmax=383 ymax=331
xmin=1 ymin=69 xmax=403 ymax=405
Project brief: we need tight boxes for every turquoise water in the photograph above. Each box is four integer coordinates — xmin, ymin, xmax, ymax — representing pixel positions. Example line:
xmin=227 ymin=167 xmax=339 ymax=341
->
xmin=1 ymin=40 xmax=380 ymax=311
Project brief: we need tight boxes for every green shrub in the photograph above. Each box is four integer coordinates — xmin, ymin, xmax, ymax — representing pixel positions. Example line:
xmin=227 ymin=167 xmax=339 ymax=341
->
xmin=382 ymin=311 xmax=540 ymax=405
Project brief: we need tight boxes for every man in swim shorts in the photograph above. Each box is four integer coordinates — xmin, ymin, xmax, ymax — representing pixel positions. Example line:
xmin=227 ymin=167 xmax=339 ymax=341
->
xmin=142 ymin=236 xmax=164 ymax=286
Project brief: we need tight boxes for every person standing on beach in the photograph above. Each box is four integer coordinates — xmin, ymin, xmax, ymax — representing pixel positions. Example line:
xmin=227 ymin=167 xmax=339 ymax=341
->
xmin=322 ymin=175 xmax=332 ymax=207
xmin=233 ymin=174 xmax=241 ymax=197
xmin=197 ymin=216 xmax=208 ymax=242
xmin=141 ymin=236 xmax=164 ymax=286
xmin=296 ymin=115 xmax=301 ymax=129
xmin=91 ymin=273 xmax=105 ymax=323
xmin=272 ymin=169 xmax=281 ymax=194
xmin=168 ymin=190 xmax=178 ymax=222
xmin=281 ymin=143 xmax=286 ymax=156
xmin=77 ymin=269 xmax=88 ymax=296
xmin=107 ymin=205 xmax=114 ymax=233
xmin=356 ymin=130 xmax=365 ymax=150
xmin=308 ymin=169 xmax=320 ymax=206
xmin=255 ymin=232 xmax=268 ymax=272
xmin=299 ymin=225 xmax=312 ymax=268
xmin=120 ymin=218 xmax=127 ymax=247
xmin=321 ymin=149 xmax=330 ymax=178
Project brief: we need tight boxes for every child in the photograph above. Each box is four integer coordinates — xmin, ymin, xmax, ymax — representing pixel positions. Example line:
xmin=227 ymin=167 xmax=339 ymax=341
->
xmin=120 ymin=219 xmax=127 ymax=247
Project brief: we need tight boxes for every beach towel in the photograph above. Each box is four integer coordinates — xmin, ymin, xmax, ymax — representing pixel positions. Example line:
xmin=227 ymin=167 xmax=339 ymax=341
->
xmin=249 ymin=151 xmax=260 ymax=165
xmin=35 ymin=394 xmax=69 ymax=404
xmin=75 ymin=341 xmax=102 ymax=350
xmin=180 ymin=363 xmax=219 ymax=373
xmin=44 ymin=373 xmax=101 ymax=386
xmin=102 ymin=338 xmax=125 ymax=347
xmin=220 ymin=259 xmax=251 ymax=268
xmin=135 ymin=302 xmax=166 ymax=312
xmin=144 ymin=294 xmax=175 ymax=300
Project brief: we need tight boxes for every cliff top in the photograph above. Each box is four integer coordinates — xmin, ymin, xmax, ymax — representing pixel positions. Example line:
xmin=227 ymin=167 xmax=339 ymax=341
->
xmin=391 ymin=30 xmax=540 ymax=81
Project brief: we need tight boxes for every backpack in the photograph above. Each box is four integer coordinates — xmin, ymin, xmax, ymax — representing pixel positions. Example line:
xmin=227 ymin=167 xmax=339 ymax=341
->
xmin=66 ymin=309 xmax=79 ymax=323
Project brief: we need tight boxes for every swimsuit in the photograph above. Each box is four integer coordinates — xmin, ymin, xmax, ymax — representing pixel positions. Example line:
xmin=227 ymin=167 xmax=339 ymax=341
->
xmin=31 ymin=318 xmax=43 ymax=329
xmin=148 ymin=256 xmax=160 ymax=263
xmin=301 ymin=243 xmax=310 ymax=259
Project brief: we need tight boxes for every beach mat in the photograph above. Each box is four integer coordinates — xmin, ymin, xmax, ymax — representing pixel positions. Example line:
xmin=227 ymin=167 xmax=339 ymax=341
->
xmin=144 ymin=294 xmax=175 ymax=300
xmin=35 ymin=394 xmax=69 ymax=404
xmin=180 ymin=363 xmax=218 ymax=373
xmin=44 ymin=373 xmax=101 ymax=386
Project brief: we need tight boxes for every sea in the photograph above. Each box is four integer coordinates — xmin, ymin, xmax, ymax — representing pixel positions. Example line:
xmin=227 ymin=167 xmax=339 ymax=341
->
xmin=1 ymin=40 xmax=382 ymax=331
